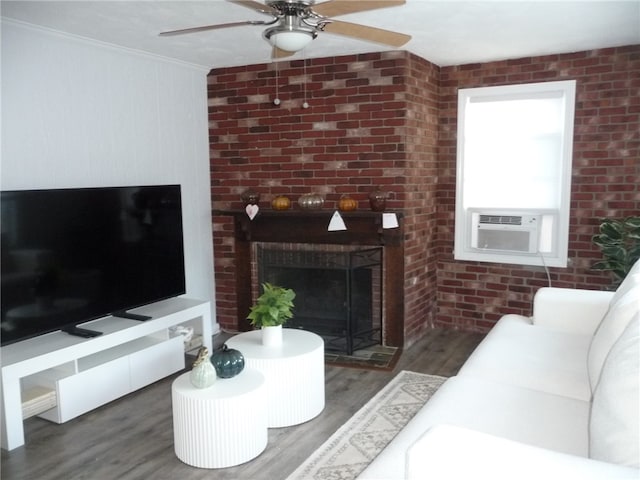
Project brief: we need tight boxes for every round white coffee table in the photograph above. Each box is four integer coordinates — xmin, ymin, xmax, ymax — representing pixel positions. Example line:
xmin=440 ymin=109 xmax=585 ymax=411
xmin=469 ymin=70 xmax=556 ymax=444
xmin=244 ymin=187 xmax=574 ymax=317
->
xmin=172 ymin=369 xmax=267 ymax=468
xmin=225 ymin=328 xmax=325 ymax=427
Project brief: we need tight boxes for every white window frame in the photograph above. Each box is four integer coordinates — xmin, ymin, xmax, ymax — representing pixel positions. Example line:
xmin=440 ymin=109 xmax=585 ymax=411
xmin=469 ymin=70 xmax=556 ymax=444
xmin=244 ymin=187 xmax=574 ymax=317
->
xmin=454 ymin=80 xmax=576 ymax=267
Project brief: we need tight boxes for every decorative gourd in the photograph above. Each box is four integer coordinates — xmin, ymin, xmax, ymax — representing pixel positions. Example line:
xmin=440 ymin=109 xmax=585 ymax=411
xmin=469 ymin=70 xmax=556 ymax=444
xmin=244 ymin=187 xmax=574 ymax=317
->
xmin=272 ymin=195 xmax=291 ymax=210
xmin=190 ymin=347 xmax=217 ymax=388
xmin=298 ymin=193 xmax=325 ymax=210
xmin=210 ymin=344 xmax=245 ymax=379
xmin=338 ymin=195 xmax=358 ymax=212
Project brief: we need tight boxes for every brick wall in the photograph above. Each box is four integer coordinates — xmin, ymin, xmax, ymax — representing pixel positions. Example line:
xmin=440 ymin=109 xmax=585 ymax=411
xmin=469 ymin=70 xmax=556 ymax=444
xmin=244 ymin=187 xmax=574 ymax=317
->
xmin=402 ymin=56 xmax=440 ymax=342
xmin=209 ymin=51 xmax=438 ymax=346
xmin=209 ymin=45 xmax=639 ymax=343
xmin=437 ymin=45 xmax=640 ymax=331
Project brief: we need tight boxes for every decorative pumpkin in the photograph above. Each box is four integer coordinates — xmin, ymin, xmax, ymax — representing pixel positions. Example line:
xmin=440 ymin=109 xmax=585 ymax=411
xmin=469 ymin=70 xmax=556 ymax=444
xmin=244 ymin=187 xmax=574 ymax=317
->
xmin=272 ymin=195 xmax=291 ymax=210
xmin=338 ymin=195 xmax=358 ymax=212
xmin=210 ymin=344 xmax=245 ymax=379
xmin=298 ymin=193 xmax=325 ymax=210
xmin=190 ymin=347 xmax=217 ymax=388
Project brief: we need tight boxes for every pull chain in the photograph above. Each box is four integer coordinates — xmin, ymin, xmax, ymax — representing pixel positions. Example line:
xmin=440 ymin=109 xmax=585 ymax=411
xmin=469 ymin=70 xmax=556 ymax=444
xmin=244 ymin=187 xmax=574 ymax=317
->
xmin=273 ymin=59 xmax=281 ymax=106
xmin=302 ymin=52 xmax=309 ymax=109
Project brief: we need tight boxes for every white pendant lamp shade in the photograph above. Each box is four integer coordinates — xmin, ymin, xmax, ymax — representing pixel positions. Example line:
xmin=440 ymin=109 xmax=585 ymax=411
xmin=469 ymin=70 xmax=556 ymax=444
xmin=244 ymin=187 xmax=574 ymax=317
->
xmin=264 ymin=25 xmax=315 ymax=52
xmin=268 ymin=30 xmax=314 ymax=51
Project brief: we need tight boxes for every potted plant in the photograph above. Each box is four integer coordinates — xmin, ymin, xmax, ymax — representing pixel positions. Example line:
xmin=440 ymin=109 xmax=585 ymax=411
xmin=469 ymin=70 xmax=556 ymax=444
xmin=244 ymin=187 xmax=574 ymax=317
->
xmin=592 ymin=216 xmax=640 ymax=287
xmin=247 ymin=282 xmax=296 ymax=346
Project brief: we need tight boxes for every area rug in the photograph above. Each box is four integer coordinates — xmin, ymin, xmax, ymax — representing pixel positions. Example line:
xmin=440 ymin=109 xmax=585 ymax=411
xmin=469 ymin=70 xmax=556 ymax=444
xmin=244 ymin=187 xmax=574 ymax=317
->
xmin=286 ymin=370 xmax=446 ymax=480
xmin=324 ymin=344 xmax=401 ymax=371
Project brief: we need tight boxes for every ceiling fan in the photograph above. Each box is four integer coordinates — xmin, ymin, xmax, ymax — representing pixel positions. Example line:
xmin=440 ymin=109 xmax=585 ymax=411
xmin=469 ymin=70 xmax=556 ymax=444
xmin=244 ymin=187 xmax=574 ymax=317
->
xmin=159 ymin=0 xmax=411 ymax=58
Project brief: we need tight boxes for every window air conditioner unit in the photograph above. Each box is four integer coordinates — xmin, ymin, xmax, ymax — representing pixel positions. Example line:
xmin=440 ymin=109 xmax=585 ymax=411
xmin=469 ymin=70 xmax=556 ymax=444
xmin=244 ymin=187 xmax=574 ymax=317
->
xmin=471 ymin=212 xmax=540 ymax=254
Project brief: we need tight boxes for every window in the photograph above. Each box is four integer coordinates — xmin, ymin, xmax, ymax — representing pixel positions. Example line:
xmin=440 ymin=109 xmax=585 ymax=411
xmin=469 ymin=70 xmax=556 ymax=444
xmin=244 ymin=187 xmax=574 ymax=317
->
xmin=454 ymin=80 xmax=576 ymax=267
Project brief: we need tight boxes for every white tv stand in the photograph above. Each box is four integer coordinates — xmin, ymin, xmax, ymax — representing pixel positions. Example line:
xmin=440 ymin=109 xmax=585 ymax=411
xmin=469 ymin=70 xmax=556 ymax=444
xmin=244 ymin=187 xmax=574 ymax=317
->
xmin=1 ymin=297 xmax=212 ymax=451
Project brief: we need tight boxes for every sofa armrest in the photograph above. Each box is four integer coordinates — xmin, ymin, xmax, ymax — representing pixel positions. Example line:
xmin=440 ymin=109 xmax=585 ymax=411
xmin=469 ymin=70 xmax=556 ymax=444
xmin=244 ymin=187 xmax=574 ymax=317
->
xmin=532 ymin=287 xmax=613 ymax=336
xmin=406 ymin=425 xmax=638 ymax=480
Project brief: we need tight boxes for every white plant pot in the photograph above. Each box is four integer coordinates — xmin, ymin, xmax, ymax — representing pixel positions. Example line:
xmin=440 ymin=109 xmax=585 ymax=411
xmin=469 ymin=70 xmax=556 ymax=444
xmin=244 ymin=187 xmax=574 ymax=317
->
xmin=262 ymin=325 xmax=283 ymax=347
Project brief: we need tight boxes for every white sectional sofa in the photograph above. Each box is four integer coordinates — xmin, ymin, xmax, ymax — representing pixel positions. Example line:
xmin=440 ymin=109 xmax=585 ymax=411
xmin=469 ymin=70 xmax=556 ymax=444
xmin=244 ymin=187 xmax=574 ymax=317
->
xmin=359 ymin=260 xmax=640 ymax=479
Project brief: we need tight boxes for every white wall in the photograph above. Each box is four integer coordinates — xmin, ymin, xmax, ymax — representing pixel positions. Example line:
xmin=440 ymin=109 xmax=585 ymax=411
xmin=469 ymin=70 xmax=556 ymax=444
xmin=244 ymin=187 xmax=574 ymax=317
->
xmin=1 ymin=20 xmax=219 ymax=333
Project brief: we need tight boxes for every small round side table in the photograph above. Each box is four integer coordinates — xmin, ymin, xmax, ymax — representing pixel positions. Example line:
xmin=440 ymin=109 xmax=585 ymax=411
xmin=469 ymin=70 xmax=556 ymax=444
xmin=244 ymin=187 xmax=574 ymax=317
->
xmin=226 ymin=328 xmax=325 ymax=427
xmin=171 ymin=369 xmax=266 ymax=469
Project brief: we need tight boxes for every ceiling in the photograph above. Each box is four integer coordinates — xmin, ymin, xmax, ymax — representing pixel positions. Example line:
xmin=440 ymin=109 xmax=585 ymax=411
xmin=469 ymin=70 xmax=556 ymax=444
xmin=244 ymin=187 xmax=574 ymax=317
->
xmin=2 ymin=1 xmax=639 ymax=70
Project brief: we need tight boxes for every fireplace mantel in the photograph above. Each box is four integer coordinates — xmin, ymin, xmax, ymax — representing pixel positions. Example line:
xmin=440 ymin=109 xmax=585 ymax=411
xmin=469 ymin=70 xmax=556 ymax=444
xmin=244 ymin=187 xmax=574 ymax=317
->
xmin=215 ymin=210 xmax=404 ymax=246
xmin=214 ymin=209 xmax=405 ymax=347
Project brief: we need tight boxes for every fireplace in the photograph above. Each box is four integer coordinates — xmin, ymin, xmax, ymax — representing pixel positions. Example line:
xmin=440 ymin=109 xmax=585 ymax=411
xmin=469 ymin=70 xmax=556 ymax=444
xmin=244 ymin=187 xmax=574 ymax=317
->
xmin=214 ymin=210 xmax=405 ymax=349
xmin=257 ymin=245 xmax=382 ymax=354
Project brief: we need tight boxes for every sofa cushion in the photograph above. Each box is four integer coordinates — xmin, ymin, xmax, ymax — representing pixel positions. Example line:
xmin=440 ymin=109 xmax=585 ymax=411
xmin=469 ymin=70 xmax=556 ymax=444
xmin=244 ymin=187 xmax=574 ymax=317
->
xmin=589 ymin=313 xmax=640 ymax=468
xmin=587 ymin=282 xmax=640 ymax=390
xmin=357 ymin=376 xmax=591 ymax=480
xmin=609 ymin=258 xmax=640 ymax=306
xmin=532 ymin=287 xmax=613 ymax=336
xmin=406 ymin=425 xmax=640 ymax=480
xmin=457 ymin=314 xmax=592 ymax=400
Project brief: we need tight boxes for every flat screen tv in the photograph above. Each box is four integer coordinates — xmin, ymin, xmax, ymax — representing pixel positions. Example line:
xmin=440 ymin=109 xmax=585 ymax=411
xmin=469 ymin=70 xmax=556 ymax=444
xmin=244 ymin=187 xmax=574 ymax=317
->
xmin=1 ymin=185 xmax=186 ymax=346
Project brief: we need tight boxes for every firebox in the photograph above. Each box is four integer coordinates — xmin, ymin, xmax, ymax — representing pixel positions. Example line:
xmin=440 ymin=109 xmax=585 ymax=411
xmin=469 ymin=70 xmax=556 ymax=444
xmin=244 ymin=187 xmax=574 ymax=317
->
xmin=257 ymin=245 xmax=382 ymax=354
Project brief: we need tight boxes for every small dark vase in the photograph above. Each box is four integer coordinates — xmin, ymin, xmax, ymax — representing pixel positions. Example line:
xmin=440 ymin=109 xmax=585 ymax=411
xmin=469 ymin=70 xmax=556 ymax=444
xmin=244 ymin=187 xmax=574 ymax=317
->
xmin=368 ymin=189 xmax=388 ymax=212
xmin=240 ymin=189 xmax=260 ymax=206
xmin=210 ymin=344 xmax=245 ymax=379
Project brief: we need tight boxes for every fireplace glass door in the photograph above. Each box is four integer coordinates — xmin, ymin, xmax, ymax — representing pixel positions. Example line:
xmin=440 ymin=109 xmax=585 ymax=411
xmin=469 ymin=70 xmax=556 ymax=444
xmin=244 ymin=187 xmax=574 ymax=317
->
xmin=257 ymin=246 xmax=382 ymax=354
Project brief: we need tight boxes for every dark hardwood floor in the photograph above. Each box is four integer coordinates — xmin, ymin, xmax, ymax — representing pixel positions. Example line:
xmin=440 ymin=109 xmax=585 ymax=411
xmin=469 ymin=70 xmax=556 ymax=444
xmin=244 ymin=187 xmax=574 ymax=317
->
xmin=1 ymin=327 xmax=484 ymax=480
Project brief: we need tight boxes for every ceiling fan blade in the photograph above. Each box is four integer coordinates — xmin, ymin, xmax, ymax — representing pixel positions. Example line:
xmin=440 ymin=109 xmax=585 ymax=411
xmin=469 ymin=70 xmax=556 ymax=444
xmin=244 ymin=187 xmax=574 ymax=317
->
xmin=314 ymin=0 xmax=405 ymax=18
xmin=159 ymin=20 xmax=268 ymax=36
xmin=227 ymin=0 xmax=277 ymax=15
xmin=323 ymin=20 xmax=411 ymax=47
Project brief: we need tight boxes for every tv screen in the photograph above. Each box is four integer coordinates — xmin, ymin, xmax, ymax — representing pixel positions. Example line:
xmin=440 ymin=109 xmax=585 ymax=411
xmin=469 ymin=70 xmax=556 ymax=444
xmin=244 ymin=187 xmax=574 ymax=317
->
xmin=1 ymin=185 xmax=186 ymax=346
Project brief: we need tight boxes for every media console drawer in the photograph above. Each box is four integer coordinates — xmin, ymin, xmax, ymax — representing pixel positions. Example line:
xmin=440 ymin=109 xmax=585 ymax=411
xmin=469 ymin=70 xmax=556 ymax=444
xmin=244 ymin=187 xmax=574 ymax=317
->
xmin=129 ymin=335 xmax=185 ymax=390
xmin=38 ymin=336 xmax=185 ymax=424
xmin=39 ymin=357 xmax=130 ymax=423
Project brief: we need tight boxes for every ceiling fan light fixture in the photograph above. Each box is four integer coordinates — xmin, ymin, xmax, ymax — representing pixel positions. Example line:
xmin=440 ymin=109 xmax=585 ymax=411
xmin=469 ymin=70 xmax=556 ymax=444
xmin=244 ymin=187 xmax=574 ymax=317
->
xmin=264 ymin=25 xmax=317 ymax=52
xmin=159 ymin=0 xmax=411 ymax=54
